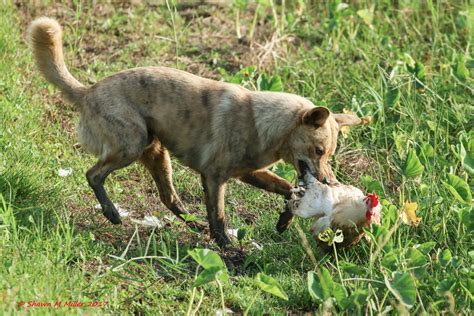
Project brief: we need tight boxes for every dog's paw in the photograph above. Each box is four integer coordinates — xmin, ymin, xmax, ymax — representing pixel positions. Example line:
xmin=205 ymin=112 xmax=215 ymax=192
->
xmin=103 ymin=205 xmax=122 ymax=224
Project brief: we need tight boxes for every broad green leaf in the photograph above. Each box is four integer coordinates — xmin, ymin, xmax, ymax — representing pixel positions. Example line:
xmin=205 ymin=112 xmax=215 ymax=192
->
xmin=437 ymin=278 xmax=456 ymax=294
xmin=341 ymin=262 xmax=364 ymax=275
xmin=333 ymin=282 xmax=348 ymax=305
xmin=345 ymin=289 xmax=368 ymax=310
xmin=384 ymin=203 xmax=398 ymax=226
xmin=257 ymin=74 xmax=283 ymax=92
xmin=415 ymin=241 xmax=436 ymax=255
xmin=360 ymin=175 xmax=385 ymax=198
xmin=193 ymin=267 xmax=228 ymax=287
xmin=460 ymin=207 xmax=474 ymax=231
xmin=385 ymin=272 xmax=416 ymax=308
xmin=255 ymin=273 xmax=288 ymax=300
xmin=453 ymin=54 xmax=469 ymax=81
xmin=419 ymin=143 xmax=435 ymax=165
xmin=406 ymin=248 xmax=427 ymax=279
xmin=357 ymin=8 xmax=373 ymax=26
xmin=267 ymin=76 xmax=283 ymax=92
xmin=442 ymin=174 xmax=472 ymax=204
xmin=188 ymin=248 xmax=225 ymax=270
xmin=307 ymin=268 xmax=333 ymax=302
xmin=407 ymin=62 xmax=426 ymax=82
xmin=459 ymin=141 xmax=474 ymax=176
xmin=403 ymin=149 xmax=424 ymax=178
xmin=181 ymin=213 xmax=199 ymax=222
xmin=382 ymin=252 xmax=398 ymax=271
xmin=384 ymin=85 xmax=400 ymax=107
xmin=407 ymin=248 xmax=426 ymax=267
xmin=421 ymin=143 xmax=435 ymax=158
xmin=438 ymin=249 xmax=452 ymax=267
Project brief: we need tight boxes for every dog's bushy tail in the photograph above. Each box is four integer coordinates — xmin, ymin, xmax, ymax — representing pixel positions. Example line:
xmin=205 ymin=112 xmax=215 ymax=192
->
xmin=28 ymin=17 xmax=86 ymax=105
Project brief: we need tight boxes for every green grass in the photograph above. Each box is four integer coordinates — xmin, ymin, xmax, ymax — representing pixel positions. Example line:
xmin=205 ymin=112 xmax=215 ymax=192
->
xmin=1 ymin=1 xmax=472 ymax=314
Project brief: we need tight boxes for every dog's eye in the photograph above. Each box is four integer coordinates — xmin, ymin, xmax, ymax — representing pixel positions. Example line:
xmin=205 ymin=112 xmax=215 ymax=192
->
xmin=314 ymin=148 xmax=325 ymax=156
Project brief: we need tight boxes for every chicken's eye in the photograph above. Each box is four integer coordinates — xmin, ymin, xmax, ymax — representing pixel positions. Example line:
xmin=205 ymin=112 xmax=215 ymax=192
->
xmin=314 ymin=148 xmax=325 ymax=156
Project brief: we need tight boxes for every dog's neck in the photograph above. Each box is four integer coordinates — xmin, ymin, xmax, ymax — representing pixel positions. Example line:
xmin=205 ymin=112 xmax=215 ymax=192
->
xmin=249 ymin=91 xmax=311 ymax=154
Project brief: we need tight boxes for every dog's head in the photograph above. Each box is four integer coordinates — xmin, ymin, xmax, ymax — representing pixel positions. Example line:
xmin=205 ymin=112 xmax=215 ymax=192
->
xmin=283 ymin=107 xmax=361 ymax=185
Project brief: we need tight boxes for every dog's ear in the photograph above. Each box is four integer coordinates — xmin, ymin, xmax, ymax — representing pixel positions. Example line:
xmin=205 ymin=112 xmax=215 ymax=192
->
xmin=301 ymin=107 xmax=330 ymax=127
xmin=333 ymin=113 xmax=362 ymax=127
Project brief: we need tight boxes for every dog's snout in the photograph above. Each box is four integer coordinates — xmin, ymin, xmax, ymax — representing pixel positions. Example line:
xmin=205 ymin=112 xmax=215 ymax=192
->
xmin=322 ymin=176 xmax=330 ymax=185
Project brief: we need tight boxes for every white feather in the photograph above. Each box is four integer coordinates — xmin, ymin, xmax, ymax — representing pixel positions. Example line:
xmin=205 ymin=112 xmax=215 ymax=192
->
xmin=291 ymin=173 xmax=380 ymax=241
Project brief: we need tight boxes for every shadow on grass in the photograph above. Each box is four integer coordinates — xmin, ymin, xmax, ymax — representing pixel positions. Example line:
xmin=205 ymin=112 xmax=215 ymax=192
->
xmin=0 ymin=168 xmax=58 ymax=228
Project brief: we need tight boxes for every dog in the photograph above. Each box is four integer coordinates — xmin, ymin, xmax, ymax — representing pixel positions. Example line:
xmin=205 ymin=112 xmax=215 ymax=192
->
xmin=28 ymin=17 xmax=361 ymax=246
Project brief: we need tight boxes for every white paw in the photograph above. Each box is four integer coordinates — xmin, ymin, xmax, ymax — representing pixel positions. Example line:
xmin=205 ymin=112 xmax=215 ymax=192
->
xmin=291 ymin=186 xmax=306 ymax=195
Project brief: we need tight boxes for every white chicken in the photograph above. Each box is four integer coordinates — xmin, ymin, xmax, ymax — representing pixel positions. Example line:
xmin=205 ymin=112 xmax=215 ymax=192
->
xmin=288 ymin=173 xmax=382 ymax=250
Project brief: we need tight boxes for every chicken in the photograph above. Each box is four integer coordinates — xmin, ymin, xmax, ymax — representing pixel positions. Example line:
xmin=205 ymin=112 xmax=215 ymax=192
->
xmin=288 ymin=173 xmax=382 ymax=250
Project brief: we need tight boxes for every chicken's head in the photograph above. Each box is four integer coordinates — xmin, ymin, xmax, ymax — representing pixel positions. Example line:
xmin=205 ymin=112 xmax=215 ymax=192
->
xmin=364 ymin=193 xmax=381 ymax=224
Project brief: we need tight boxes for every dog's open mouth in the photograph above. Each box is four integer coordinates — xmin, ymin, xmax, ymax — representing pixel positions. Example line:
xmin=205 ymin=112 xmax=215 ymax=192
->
xmin=297 ymin=160 xmax=332 ymax=185
xmin=297 ymin=160 xmax=313 ymax=184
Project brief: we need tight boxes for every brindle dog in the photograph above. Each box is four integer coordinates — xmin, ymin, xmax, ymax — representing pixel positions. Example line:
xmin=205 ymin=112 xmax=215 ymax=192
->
xmin=28 ymin=17 xmax=361 ymax=246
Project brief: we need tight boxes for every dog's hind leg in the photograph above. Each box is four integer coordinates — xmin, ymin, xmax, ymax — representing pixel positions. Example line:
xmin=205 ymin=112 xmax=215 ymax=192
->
xmin=86 ymin=153 xmax=140 ymax=224
xmin=140 ymin=140 xmax=190 ymax=222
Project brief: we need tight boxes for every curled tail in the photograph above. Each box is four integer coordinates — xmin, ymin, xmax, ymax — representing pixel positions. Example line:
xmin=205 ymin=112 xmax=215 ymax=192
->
xmin=28 ymin=17 xmax=85 ymax=104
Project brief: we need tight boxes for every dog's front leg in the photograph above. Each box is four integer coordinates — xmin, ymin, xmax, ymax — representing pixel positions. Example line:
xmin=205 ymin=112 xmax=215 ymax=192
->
xmin=239 ymin=169 xmax=294 ymax=199
xmin=201 ymin=174 xmax=230 ymax=247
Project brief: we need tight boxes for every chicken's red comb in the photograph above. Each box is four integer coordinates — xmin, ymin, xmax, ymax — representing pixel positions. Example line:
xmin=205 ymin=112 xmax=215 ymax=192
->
xmin=367 ymin=193 xmax=379 ymax=207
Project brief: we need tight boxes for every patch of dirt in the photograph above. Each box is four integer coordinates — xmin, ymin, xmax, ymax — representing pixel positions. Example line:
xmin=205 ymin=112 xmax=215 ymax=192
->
xmin=17 ymin=1 xmax=291 ymax=79
xmin=231 ymin=199 xmax=258 ymax=224
xmin=219 ymin=246 xmax=247 ymax=273
xmin=337 ymin=149 xmax=379 ymax=184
